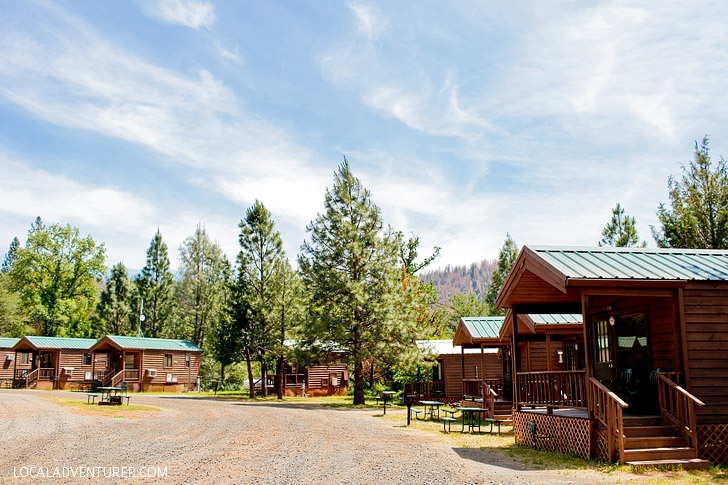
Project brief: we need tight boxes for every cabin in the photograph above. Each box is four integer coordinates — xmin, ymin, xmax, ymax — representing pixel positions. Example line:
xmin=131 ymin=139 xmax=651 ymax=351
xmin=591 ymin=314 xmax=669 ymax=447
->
xmin=404 ymin=338 xmax=501 ymax=403
xmin=11 ymin=336 xmax=98 ymax=390
xmin=90 ymin=335 xmax=202 ymax=392
xmin=496 ymin=245 xmax=728 ymax=467
xmin=271 ymin=361 xmax=349 ymax=397
xmin=0 ymin=338 xmax=20 ymax=384
xmin=6 ymin=335 xmax=202 ymax=392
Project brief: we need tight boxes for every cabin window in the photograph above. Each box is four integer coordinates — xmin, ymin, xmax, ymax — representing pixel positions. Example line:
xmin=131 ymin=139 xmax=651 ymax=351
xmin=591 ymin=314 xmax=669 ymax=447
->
xmin=595 ymin=318 xmax=611 ymax=363
xmin=185 ymin=354 xmax=190 ymax=368
xmin=20 ymin=353 xmax=29 ymax=365
xmin=125 ymin=354 xmax=135 ymax=369
xmin=83 ymin=353 xmax=92 ymax=366
xmin=164 ymin=354 xmax=172 ymax=367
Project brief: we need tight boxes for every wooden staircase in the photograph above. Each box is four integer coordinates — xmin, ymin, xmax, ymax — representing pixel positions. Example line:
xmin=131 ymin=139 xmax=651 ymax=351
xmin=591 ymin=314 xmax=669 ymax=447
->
xmin=493 ymin=400 xmax=513 ymax=424
xmin=622 ymin=416 xmax=709 ymax=470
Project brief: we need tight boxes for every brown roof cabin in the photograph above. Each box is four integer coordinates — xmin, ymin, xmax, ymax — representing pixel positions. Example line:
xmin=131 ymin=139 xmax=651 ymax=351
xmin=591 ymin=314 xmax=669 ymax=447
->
xmin=90 ymin=336 xmax=202 ymax=392
xmin=11 ymin=336 xmax=98 ymax=390
xmin=0 ymin=338 xmax=21 ymax=386
xmin=495 ymin=245 xmax=728 ymax=467
xmin=406 ymin=338 xmax=502 ymax=405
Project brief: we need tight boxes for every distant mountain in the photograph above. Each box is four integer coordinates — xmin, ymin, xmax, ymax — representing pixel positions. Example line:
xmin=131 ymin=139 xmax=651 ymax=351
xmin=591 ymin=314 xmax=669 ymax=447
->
xmin=421 ymin=259 xmax=497 ymax=302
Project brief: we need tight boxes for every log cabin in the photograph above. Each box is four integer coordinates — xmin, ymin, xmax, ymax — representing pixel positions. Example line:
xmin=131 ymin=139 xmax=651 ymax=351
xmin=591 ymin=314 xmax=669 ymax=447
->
xmin=89 ymin=335 xmax=202 ymax=392
xmin=272 ymin=360 xmax=349 ymax=397
xmin=496 ymin=245 xmax=728 ymax=467
xmin=0 ymin=338 xmax=20 ymax=384
xmin=11 ymin=336 xmax=99 ymax=390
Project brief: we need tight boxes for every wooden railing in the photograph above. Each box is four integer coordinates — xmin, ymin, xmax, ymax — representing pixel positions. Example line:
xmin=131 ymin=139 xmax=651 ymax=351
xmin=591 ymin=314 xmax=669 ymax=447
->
xmin=588 ymin=377 xmax=628 ymax=463
xmin=404 ymin=381 xmax=445 ymax=398
xmin=657 ymin=373 xmax=704 ymax=450
xmin=124 ymin=369 xmax=140 ymax=381
xmin=462 ymin=379 xmax=481 ymax=398
xmin=23 ymin=368 xmax=38 ymax=388
xmin=95 ymin=370 xmax=113 ymax=382
xmin=110 ymin=370 xmax=124 ymax=387
xmin=269 ymin=374 xmax=306 ymax=388
xmin=483 ymin=378 xmax=506 ymax=399
xmin=483 ymin=381 xmax=497 ymax=417
xmin=516 ymin=370 xmax=587 ymax=409
xmin=39 ymin=367 xmax=55 ymax=379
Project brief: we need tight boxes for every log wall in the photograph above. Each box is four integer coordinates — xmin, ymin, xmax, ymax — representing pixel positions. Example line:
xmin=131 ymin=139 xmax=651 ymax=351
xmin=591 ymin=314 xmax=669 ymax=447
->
xmin=683 ymin=281 xmax=728 ymax=425
xmin=139 ymin=350 xmax=201 ymax=391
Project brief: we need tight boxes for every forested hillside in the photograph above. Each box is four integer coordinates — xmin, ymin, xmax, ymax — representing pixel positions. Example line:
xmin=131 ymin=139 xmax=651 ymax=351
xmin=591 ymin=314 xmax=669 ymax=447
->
xmin=421 ymin=259 xmax=496 ymax=302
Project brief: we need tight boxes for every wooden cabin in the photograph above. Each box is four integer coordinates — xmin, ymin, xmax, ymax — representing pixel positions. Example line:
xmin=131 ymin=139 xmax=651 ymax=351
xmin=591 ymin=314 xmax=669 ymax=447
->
xmin=273 ymin=360 xmax=349 ymax=397
xmin=90 ymin=335 xmax=202 ymax=392
xmin=496 ymin=245 xmax=728 ymax=467
xmin=0 ymin=338 xmax=20 ymax=383
xmin=405 ymin=339 xmax=501 ymax=403
xmin=11 ymin=336 xmax=98 ymax=390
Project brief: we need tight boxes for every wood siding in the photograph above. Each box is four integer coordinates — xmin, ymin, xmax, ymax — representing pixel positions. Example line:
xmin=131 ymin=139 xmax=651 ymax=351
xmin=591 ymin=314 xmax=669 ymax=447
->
xmin=0 ymin=349 xmax=15 ymax=379
xmin=305 ymin=364 xmax=348 ymax=389
xmin=441 ymin=353 xmax=502 ymax=398
xmin=648 ymin=298 xmax=678 ymax=371
xmin=56 ymin=350 xmax=95 ymax=387
xmin=138 ymin=350 xmax=201 ymax=388
xmin=684 ymin=281 xmax=728 ymax=424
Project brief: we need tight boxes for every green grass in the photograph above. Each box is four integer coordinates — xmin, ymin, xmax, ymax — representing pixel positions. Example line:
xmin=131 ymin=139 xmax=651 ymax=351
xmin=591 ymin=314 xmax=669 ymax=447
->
xmin=45 ymin=397 xmax=161 ymax=418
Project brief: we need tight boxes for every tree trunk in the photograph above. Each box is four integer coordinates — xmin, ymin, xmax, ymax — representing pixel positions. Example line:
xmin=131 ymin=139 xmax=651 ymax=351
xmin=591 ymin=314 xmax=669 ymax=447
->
xmin=245 ymin=345 xmax=255 ymax=399
xmin=261 ymin=359 xmax=268 ymax=397
xmin=220 ymin=364 xmax=226 ymax=382
xmin=354 ymin=358 xmax=365 ymax=405
xmin=277 ymin=356 xmax=284 ymax=400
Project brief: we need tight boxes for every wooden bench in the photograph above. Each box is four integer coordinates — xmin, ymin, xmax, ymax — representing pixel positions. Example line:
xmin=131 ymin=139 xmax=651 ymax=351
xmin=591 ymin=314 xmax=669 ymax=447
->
xmin=441 ymin=416 xmax=457 ymax=433
xmin=410 ymin=408 xmax=423 ymax=420
xmin=483 ymin=418 xmax=504 ymax=435
xmin=87 ymin=394 xmax=99 ymax=404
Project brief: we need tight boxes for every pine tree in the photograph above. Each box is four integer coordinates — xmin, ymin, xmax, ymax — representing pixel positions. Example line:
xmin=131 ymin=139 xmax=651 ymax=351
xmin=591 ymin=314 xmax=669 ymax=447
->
xmin=653 ymin=136 xmax=728 ymax=248
xmin=98 ymin=263 xmax=135 ymax=335
xmin=600 ymin=203 xmax=646 ymax=247
xmin=1 ymin=237 xmax=20 ymax=273
xmin=136 ymin=230 xmax=175 ymax=338
xmin=270 ymin=258 xmax=304 ymax=399
xmin=299 ymin=160 xmax=427 ymax=404
xmin=236 ymin=200 xmax=284 ymax=397
xmin=485 ymin=234 xmax=518 ymax=315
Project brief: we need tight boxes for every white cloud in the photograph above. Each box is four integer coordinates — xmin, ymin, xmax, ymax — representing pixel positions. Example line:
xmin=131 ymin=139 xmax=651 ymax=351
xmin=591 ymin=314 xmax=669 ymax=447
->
xmin=349 ymin=4 xmax=385 ymax=40
xmin=142 ymin=0 xmax=215 ymax=29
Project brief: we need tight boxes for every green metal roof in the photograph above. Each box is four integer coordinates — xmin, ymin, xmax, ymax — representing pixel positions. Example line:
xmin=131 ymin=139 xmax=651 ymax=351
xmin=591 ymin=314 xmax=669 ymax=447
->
xmin=530 ymin=246 xmax=728 ymax=281
xmin=529 ymin=314 xmax=583 ymax=325
xmin=105 ymin=335 xmax=202 ymax=352
xmin=23 ymin=336 xmax=97 ymax=350
xmin=0 ymin=337 xmax=20 ymax=349
xmin=460 ymin=316 xmax=505 ymax=340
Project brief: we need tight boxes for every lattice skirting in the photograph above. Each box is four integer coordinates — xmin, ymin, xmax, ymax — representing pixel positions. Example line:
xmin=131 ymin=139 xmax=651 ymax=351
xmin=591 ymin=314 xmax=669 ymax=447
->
xmin=698 ymin=424 xmax=728 ymax=464
xmin=594 ymin=429 xmax=609 ymax=462
xmin=513 ymin=412 xmax=591 ymax=460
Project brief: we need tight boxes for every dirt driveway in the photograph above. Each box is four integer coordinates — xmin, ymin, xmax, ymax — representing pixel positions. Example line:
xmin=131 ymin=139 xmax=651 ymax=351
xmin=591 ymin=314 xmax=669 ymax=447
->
xmin=0 ymin=390 xmax=638 ymax=484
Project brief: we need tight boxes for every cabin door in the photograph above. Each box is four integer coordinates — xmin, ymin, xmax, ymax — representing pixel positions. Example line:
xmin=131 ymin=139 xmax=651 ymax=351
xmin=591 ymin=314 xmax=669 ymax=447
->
xmin=592 ymin=312 xmax=617 ymax=386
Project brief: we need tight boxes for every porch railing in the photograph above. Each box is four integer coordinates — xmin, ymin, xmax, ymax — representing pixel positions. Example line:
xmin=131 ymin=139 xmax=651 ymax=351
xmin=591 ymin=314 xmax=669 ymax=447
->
xmin=110 ymin=370 xmax=124 ymax=387
xmin=404 ymin=381 xmax=445 ymax=398
xmin=269 ymin=374 xmax=307 ymax=388
xmin=124 ymin=369 xmax=140 ymax=381
xmin=483 ymin=378 xmax=506 ymax=399
xmin=39 ymin=368 xmax=55 ymax=379
xmin=483 ymin=381 xmax=497 ymax=417
xmin=462 ymin=379 xmax=481 ymax=398
xmin=95 ymin=370 xmax=113 ymax=382
xmin=588 ymin=377 xmax=628 ymax=463
xmin=657 ymin=373 xmax=704 ymax=451
xmin=516 ymin=370 xmax=587 ymax=410
xmin=20 ymin=368 xmax=38 ymax=388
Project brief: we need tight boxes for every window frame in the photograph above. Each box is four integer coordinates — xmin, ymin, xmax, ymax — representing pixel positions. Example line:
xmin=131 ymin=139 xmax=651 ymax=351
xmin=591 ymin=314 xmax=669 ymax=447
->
xmin=164 ymin=353 xmax=173 ymax=368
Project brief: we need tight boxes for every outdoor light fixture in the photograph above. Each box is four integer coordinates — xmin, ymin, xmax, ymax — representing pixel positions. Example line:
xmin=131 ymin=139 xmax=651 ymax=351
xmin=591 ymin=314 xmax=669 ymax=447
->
xmin=609 ymin=316 xmax=616 ymax=326
xmin=556 ymin=350 xmax=563 ymax=363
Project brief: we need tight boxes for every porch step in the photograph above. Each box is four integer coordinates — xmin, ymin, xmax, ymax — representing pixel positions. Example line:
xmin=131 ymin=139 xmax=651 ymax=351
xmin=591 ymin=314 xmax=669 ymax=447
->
xmin=625 ymin=458 xmax=710 ymax=471
xmin=622 ymin=416 xmax=663 ymax=427
xmin=623 ymin=425 xmax=676 ymax=438
xmin=624 ymin=436 xmax=687 ymax=449
xmin=622 ymin=446 xmax=697 ymax=462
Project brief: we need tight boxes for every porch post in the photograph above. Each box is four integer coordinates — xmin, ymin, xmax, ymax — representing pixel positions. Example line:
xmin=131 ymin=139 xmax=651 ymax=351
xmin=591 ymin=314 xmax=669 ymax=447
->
xmin=512 ymin=309 xmax=520 ymax=411
xmin=55 ymin=350 xmax=61 ymax=389
xmin=480 ymin=343 xmax=485 ymax=399
xmin=92 ymin=351 xmax=96 ymax=381
xmin=676 ymin=288 xmax=691 ymax=390
xmin=546 ymin=334 xmax=552 ymax=371
xmin=461 ymin=346 xmax=465 ymax=397
xmin=13 ymin=349 xmax=17 ymax=382
xmin=580 ymin=290 xmax=593 ymax=417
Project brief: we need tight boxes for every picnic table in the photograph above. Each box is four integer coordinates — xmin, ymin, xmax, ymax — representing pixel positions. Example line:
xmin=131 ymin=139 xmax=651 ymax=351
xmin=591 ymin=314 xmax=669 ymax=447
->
xmin=454 ymin=406 xmax=488 ymax=433
xmin=380 ymin=391 xmax=396 ymax=415
xmin=419 ymin=400 xmax=443 ymax=420
xmin=98 ymin=386 xmax=123 ymax=406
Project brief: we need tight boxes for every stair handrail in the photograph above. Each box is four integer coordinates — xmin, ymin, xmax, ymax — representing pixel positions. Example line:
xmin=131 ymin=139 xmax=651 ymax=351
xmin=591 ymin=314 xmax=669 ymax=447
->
xmin=25 ymin=368 xmax=38 ymax=388
xmin=110 ymin=369 xmax=124 ymax=388
xmin=482 ymin=381 xmax=497 ymax=417
xmin=588 ymin=377 xmax=628 ymax=463
xmin=656 ymin=373 xmax=704 ymax=450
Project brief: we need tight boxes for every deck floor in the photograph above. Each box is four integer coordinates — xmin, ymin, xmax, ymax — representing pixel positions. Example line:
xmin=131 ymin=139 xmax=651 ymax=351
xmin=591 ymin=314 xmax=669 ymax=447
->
xmin=516 ymin=407 xmax=589 ymax=419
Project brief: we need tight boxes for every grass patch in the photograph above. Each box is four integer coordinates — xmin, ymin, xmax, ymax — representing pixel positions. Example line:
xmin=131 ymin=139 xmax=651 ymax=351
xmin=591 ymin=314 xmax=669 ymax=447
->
xmin=45 ymin=397 xmax=161 ymax=418
xmin=207 ymin=391 xmax=382 ymax=407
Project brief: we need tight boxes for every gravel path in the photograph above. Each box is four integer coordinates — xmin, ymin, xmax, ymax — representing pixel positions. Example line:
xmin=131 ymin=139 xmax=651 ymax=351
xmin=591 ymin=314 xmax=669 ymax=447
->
xmin=0 ymin=390 xmax=625 ymax=484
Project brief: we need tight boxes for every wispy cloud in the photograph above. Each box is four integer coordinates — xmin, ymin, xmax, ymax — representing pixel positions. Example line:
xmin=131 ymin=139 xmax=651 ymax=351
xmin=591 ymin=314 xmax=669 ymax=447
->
xmin=349 ymin=4 xmax=385 ymax=40
xmin=141 ymin=0 xmax=215 ymax=29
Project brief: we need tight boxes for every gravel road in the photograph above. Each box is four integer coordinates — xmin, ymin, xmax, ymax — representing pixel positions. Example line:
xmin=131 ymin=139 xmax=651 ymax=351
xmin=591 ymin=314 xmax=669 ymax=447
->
xmin=0 ymin=390 xmax=623 ymax=484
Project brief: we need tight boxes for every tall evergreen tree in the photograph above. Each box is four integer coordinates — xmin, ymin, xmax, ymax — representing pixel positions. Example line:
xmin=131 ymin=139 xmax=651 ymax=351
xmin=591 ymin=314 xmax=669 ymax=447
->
xmin=599 ymin=203 xmax=646 ymax=247
xmin=236 ymin=200 xmax=284 ymax=397
xmin=270 ymin=258 xmax=304 ymax=399
xmin=136 ymin=229 xmax=175 ymax=338
xmin=1 ymin=237 xmax=20 ymax=273
xmin=178 ymin=224 xmax=229 ymax=349
xmin=653 ymin=136 xmax=728 ymax=249
xmin=7 ymin=217 xmax=106 ymax=336
xmin=485 ymin=234 xmax=518 ymax=315
xmin=299 ymin=160 xmax=428 ymax=404
xmin=98 ymin=262 xmax=135 ymax=335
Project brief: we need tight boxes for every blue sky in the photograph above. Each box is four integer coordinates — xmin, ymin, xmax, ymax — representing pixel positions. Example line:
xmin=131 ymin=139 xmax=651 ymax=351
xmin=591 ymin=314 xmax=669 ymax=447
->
xmin=2 ymin=1 xmax=728 ymax=272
